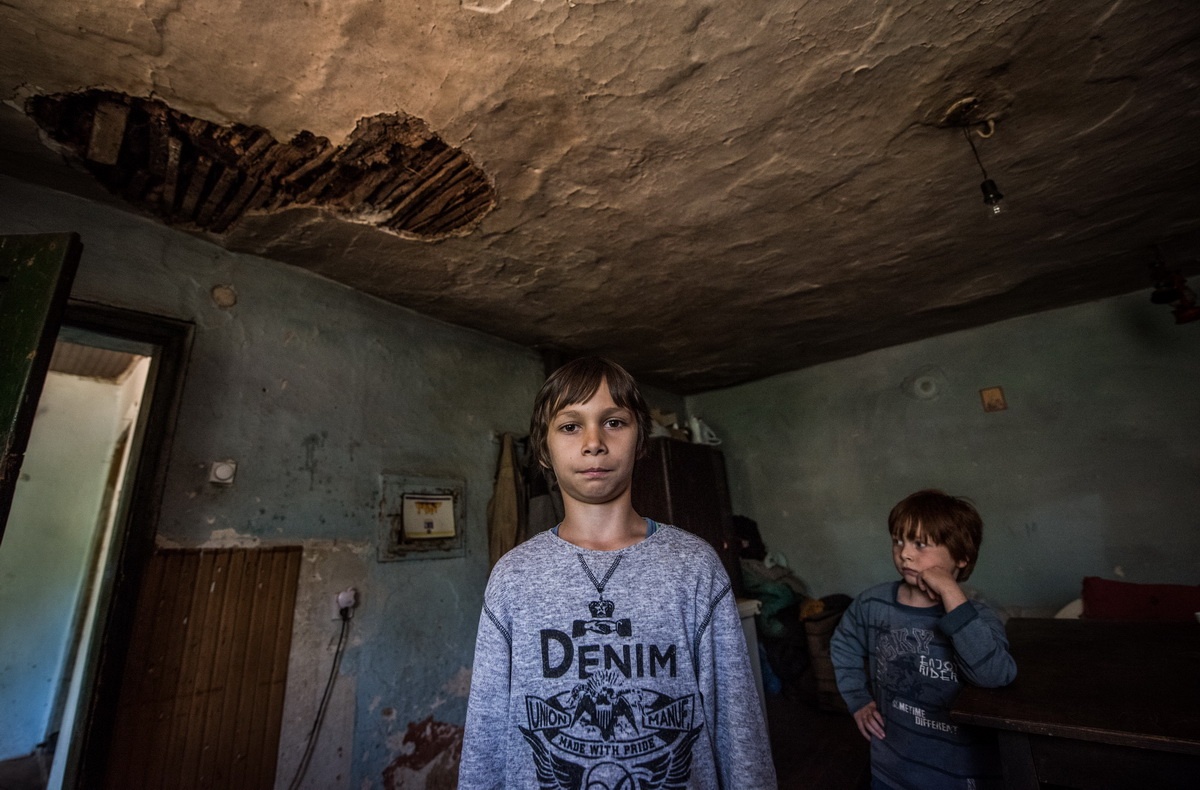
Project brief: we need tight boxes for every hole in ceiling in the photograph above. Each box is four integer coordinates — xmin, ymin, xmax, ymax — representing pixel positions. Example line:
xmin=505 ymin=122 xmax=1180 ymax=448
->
xmin=932 ymin=90 xmax=1013 ymax=129
xmin=25 ymin=89 xmax=495 ymax=239
xmin=941 ymin=96 xmax=983 ymax=127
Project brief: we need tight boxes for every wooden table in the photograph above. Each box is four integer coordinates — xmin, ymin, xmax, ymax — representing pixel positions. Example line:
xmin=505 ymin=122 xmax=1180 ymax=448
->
xmin=951 ymin=618 xmax=1200 ymax=790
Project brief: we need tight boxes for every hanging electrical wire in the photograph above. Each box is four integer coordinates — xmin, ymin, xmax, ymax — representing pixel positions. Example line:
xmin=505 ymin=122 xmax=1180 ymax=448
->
xmin=286 ymin=603 xmax=353 ymax=790
xmin=962 ymin=123 xmax=1004 ymax=214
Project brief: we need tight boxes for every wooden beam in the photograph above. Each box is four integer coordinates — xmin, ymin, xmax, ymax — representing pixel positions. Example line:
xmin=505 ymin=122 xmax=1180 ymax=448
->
xmin=87 ymin=101 xmax=130 ymax=165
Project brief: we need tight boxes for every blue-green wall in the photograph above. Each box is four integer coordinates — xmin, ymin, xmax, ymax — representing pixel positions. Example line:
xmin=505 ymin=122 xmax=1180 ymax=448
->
xmin=688 ymin=295 xmax=1200 ymax=611
xmin=8 ymin=166 xmax=1200 ymax=784
xmin=1 ymin=175 xmax=546 ymax=789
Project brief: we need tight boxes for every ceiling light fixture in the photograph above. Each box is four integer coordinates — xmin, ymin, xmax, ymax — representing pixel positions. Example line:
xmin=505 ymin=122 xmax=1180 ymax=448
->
xmin=962 ymin=121 xmax=1003 ymax=215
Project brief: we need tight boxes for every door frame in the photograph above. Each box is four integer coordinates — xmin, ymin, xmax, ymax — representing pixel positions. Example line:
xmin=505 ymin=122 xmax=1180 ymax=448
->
xmin=0 ymin=232 xmax=83 ymax=538
xmin=56 ymin=300 xmax=193 ymax=789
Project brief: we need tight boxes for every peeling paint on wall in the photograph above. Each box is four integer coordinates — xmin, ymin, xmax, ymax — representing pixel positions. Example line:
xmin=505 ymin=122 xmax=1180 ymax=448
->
xmin=0 ymin=176 xmax=547 ymax=790
xmin=158 ymin=526 xmax=264 ymax=549
xmin=461 ymin=0 xmax=515 ymax=14
xmin=442 ymin=667 xmax=472 ymax=698
xmin=689 ymin=293 xmax=1200 ymax=608
xmin=381 ymin=717 xmax=463 ymax=790
xmin=302 ymin=431 xmax=326 ymax=491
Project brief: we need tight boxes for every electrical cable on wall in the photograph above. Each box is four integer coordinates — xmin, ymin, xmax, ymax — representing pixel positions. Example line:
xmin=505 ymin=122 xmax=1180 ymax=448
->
xmin=287 ymin=589 xmax=356 ymax=790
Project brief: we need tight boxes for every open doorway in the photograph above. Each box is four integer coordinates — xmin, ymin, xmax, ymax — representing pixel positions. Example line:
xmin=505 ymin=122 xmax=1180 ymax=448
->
xmin=0 ymin=304 xmax=191 ymax=790
xmin=0 ymin=336 xmax=150 ymax=787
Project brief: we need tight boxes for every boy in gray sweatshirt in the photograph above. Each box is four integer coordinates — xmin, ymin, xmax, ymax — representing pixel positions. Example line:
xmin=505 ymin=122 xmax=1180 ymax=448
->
xmin=459 ymin=357 xmax=776 ymax=789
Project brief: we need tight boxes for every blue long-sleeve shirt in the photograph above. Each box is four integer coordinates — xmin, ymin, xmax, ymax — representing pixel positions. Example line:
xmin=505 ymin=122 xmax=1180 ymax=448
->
xmin=830 ymin=581 xmax=1017 ymax=790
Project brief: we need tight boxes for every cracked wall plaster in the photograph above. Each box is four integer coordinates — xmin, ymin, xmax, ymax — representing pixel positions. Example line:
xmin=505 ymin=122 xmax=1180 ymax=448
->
xmin=381 ymin=718 xmax=463 ymax=790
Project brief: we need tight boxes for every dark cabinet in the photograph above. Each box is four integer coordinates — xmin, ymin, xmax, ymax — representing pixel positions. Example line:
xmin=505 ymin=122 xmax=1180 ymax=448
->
xmin=631 ymin=437 xmax=744 ymax=596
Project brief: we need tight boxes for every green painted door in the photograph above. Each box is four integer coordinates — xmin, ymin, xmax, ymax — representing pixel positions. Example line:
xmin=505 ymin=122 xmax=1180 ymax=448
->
xmin=0 ymin=233 xmax=82 ymax=541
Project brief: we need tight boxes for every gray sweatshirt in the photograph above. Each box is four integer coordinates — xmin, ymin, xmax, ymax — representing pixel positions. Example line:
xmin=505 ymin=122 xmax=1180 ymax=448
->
xmin=459 ymin=522 xmax=777 ymax=789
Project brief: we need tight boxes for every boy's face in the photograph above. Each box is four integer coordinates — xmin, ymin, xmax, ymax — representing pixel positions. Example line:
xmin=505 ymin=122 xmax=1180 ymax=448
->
xmin=544 ymin=377 xmax=639 ymax=507
xmin=891 ymin=526 xmax=968 ymax=586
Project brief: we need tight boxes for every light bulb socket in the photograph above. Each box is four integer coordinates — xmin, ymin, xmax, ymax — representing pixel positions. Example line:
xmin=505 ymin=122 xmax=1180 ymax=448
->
xmin=980 ymin=179 xmax=1004 ymax=205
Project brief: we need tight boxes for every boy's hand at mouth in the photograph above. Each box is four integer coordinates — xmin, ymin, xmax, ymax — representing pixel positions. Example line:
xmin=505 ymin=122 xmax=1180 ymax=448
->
xmin=915 ymin=566 xmax=968 ymax=611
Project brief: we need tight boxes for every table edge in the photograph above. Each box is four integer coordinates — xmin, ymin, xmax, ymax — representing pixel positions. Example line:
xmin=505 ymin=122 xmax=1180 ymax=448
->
xmin=950 ymin=711 xmax=1200 ymax=757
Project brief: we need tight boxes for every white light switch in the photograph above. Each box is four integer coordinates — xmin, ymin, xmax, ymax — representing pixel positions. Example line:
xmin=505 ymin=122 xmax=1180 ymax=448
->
xmin=209 ymin=460 xmax=237 ymax=485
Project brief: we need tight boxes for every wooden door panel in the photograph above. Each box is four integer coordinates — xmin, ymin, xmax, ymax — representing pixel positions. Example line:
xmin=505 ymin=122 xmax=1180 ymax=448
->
xmin=0 ymin=233 xmax=82 ymax=536
xmin=104 ymin=547 xmax=302 ymax=790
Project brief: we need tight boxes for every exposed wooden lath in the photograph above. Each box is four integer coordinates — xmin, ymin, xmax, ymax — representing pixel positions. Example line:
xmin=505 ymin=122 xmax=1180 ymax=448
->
xmin=104 ymin=546 xmax=303 ymax=790
xmin=27 ymin=90 xmax=495 ymax=239
xmin=48 ymin=340 xmax=140 ymax=383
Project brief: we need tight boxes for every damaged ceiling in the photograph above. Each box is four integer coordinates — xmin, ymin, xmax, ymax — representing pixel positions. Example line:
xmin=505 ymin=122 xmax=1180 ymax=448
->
xmin=25 ymin=90 xmax=495 ymax=238
xmin=1 ymin=0 xmax=1198 ymax=392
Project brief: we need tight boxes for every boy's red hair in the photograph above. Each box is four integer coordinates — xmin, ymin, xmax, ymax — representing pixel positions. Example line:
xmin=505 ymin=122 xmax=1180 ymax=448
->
xmin=888 ymin=489 xmax=983 ymax=581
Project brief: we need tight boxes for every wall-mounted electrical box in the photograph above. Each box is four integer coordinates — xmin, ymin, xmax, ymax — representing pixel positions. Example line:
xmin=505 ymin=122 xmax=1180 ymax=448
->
xmin=378 ymin=474 xmax=466 ymax=561
xmin=401 ymin=493 xmax=456 ymax=539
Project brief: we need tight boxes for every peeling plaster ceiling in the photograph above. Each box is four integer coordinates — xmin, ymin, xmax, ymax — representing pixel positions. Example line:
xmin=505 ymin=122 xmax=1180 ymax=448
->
xmin=26 ymin=90 xmax=496 ymax=237
xmin=2 ymin=0 xmax=1199 ymax=392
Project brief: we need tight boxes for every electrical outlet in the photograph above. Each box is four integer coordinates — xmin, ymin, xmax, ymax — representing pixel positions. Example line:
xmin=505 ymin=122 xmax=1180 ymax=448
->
xmin=331 ymin=587 xmax=358 ymax=620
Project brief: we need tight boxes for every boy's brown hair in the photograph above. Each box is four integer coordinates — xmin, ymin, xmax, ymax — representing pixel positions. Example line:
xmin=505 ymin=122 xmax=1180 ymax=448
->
xmin=888 ymin=489 xmax=983 ymax=581
xmin=529 ymin=356 xmax=653 ymax=471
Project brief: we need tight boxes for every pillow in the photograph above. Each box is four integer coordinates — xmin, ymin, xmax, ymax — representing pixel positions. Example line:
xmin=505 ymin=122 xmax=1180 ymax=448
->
xmin=1081 ymin=576 xmax=1200 ymax=622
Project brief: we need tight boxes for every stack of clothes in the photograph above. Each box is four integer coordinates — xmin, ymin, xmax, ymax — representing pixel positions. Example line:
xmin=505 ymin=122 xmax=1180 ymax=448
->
xmin=734 ymin=515 xmax=850 ymax=709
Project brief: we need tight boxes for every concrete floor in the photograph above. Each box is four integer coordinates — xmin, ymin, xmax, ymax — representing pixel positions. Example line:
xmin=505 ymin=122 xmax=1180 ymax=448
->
xmin=767 ymin=691 xmax=871 ymax=790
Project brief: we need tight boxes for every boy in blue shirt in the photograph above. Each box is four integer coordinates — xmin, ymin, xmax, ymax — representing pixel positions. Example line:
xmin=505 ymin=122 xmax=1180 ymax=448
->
xmin=830 ymin=489 xmax=1017 ymax=790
